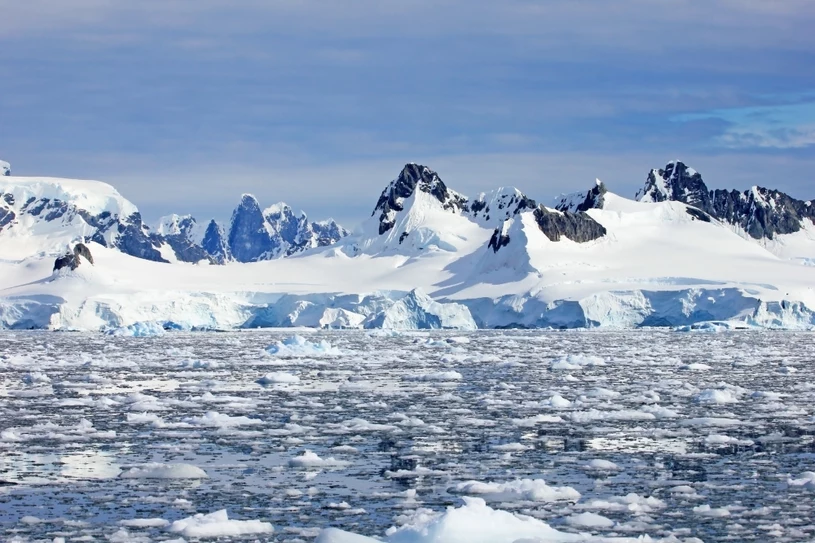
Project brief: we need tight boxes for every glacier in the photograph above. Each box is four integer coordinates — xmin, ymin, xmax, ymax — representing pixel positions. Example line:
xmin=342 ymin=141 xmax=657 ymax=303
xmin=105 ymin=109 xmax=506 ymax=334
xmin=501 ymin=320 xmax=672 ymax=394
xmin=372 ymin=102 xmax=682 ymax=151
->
xmin=0 ymin=161 xmax=814 ymax=331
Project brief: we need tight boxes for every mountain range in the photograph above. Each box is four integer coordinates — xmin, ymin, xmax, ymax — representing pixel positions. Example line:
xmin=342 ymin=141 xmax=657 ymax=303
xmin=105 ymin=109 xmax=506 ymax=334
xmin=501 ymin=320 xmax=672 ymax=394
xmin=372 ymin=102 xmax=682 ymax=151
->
xmin=0 ymin=159 xmax=813 ymax=331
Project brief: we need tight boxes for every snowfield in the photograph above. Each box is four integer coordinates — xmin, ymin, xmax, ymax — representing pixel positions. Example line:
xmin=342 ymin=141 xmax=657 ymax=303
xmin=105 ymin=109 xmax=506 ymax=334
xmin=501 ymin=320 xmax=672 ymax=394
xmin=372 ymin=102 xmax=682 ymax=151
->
xmin=0 ymin=329 xmax=813 ymax=542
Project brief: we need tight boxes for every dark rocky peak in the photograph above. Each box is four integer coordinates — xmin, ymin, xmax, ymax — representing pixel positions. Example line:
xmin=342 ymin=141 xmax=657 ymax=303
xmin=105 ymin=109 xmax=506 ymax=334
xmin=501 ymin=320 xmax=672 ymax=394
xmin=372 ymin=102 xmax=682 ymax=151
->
xmin=202 ymin=219 xmax=230 ymax=264
xmin=637 ymin=161 xmax=815 ymax=240
xmin=710 ymin=186 xmax=815 ymax=239
xmin=53 ymin=243 xmax=94 ymax=272
xmin=554 ymin=180 xmax=608 ymax=213
xmin=373 ymin=163 xmax=467 ymax=235
xmin=264 ymin=203 xmax=302 ymax=242
xmin=468 ymin=187 xmax=537 ymax=226
xmin=636 ymin=161 xmax=712 ymax=212
xmin=533 ymin=205 xmax=607 ymax=243
xmin=488 ymin=220 xmax=512 ymax=253
xmin=228 ymin=194 xmax=273 ymax=262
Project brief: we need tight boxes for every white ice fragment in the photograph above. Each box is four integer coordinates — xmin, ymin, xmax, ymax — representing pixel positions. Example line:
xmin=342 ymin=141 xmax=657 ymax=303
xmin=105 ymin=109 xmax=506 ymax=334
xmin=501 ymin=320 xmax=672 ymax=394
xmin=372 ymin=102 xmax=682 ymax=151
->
xmin=256 ymin=372 xmax=301 ymax=385
xmin=451 ymin=479 xmax=580 ymax=503
xmin=288 ymin=450 xmax=350 ymax=469
xmin=167 ymin=510 xmax=274 ymax=539
xmin=265 ymin=335 xmax=342 ymax=356
xmin=693 ymin=504 xmax=731 ymax=517
xmin=119 ymin=463 xmax=208 ymax=479
xmin=563 ymin=511 xmax=615 ymax=528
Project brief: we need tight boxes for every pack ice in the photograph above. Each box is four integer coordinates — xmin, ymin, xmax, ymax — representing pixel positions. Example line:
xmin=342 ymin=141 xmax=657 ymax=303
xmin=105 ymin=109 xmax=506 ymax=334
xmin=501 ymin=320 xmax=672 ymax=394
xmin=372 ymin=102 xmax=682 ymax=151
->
xmin=1 ymin=160 xmax=814 ymax=331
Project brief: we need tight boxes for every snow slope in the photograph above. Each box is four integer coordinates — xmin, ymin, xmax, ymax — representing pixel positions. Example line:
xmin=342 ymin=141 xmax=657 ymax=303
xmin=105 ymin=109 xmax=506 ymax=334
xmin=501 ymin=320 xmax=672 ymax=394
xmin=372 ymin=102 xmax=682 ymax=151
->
xmin=0 ymin=164 xmax=813 ymax=331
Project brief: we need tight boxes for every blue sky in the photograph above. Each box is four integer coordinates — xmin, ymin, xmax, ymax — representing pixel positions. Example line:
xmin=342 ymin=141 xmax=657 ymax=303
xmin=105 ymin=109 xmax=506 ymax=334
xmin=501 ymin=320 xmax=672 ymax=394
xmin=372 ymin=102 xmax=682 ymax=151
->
xmin=1 ymin=0 xmax=814 ymax=227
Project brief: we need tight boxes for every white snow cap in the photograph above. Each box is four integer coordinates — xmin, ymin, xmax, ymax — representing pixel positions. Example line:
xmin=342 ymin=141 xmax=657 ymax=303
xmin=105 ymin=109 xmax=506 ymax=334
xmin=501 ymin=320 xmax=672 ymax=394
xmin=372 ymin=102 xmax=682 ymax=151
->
xmin=0 ymin=160 xmax=10 ymax=176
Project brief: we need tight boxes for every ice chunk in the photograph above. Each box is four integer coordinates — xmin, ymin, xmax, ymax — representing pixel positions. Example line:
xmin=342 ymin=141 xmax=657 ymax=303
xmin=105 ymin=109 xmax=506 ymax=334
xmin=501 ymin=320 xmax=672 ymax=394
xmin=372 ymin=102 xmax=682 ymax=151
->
xmin=265 ymin=335 xmax=342 ymax=356
xmin=167 ymin=509 xmax=274 ymax=539
xmin=119 ymin=463 xmax=208 ymax=479
xmin=695 ymin=388 xmax=740 ymax=404
xmin=787 ymin=471 xmax=815 ymax=490
xmin=316 ymin=497 xmax=583 ymax=543
xmin=564 ymin=511 xmax=615 ymax=528
xmin=404 ymin=371 xmax=463 ymax=382
xmin=288 ymin=450 xmax=351 ymax=468
xmin=256 ymin=372 xmax=301 ymax=385
xmin=105 ymin=321 xmax=166 ymax=337
xmin=450 ymin=479 xmax=580 ymax=503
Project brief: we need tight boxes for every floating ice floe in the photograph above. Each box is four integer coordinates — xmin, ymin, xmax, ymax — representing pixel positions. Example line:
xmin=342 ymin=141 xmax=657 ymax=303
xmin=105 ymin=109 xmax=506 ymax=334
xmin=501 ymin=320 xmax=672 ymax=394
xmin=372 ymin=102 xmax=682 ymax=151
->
xmin=693 ymin=504 xmax=731 ymax=517
xmin=582 ymin=459 xmax=620 ymax=471
xmin=563 ymin=511 xmax=615 ymax=528
xmin=404 ymin=371 xmax=463 ymax=382
xmin=315 ymin=497 xmax=583 ymax=543
xmin=550 ymin=354 xmax=606 ymax=370
xmin=119 ymin=463 xmax=208 ymax=479
xmin=288 ymin=450 xmax=351 ymax=468
xmin=787 ymin=472 xmax=815 ymax=490
xmin=694 ymin=388 xmax=740 ymax=404
xmin=167 ymin=509 xmax=274 ymax=539
xmin=183 ymin=411 xmax=264 ymax=427
xmin=265 ymin=335 xmax=342 ymax=356
xmin=105 ymin=321 xmax=167 ymax=337
xmin=256 ymin=371 xmax=301 ymax=385
xmin=450 ymin=479 xmax=581 ymax=503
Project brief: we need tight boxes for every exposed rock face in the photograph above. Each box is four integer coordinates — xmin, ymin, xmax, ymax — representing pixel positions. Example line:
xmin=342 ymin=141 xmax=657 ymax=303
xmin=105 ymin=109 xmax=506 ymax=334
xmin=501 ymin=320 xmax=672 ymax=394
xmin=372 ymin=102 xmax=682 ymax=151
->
xmin=533 ymin=205 xmax=607 ymax=242
xmin=467 ymin=187 xmax=537 ymax=227
xmin=554 ymin=180 xmax=607 ymax=213
xmin=373 ymin=163 xmax=468 ymax=235
xmin=1 ymin=160 xmax=10 ymax=176
xmin=53 ymin=243 xmax=94 ymax=272
xmin=637 ymin=161 xmax=815 ymax=239
xmin=150 ymin=214 xmax=212 ymax=263
xmin=201 ymin=219 xmax=230 ymax=264
xmin=228 ymin=194 xmax=274 ymax=262
xmin=488 ymin=221 xmax=512 ymax=253
xmin=226 ymin=197 xmax=349 ymax=263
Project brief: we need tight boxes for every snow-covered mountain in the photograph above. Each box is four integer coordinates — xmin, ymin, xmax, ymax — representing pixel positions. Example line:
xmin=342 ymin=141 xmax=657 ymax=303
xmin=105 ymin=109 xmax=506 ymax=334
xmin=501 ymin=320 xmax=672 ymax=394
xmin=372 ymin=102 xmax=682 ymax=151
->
xmin=0 ymin=172 xmax=165 ymax=262
xmin=0 ymin=162 xmax=348 ymax=265
xmin=0 ymin=160 xmax=10 ymax=176
xmin=1 ymin=160 xmax=814 ymax=331
xmin=636 ymin=161 xmax=815 ymax=242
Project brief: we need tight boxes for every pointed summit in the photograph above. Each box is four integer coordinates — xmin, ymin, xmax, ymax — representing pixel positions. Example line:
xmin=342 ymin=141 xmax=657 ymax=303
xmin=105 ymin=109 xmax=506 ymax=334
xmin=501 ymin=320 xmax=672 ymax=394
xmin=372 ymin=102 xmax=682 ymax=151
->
xmin=228 ymin=194 xmax=273 ymax=262
xmin=372 ymin=163 xmax=467 ymax=235
xmin=202 ymin=219 xmax=230 ymax=264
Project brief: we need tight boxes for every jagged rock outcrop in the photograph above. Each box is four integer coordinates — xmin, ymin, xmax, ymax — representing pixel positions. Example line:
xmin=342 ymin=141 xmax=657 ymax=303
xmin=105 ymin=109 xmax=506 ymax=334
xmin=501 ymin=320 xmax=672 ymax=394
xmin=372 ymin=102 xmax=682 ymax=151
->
xmin=637 ymin=161 xmax=815 ymax=239
xmin=554 ymin=180 xmax=607 ymax=213
xmin=373 ymin=163 xmax=468 ymax=235
xmin=226 ymin=197 xmax=348 ymax=263
xmin=201 ymin=219 xmax=230 ymax=264
xmin=53 ymin=243 xmax=94 ymax=272
xmin=227 ymin=194 xmax=274 ymax=262
xmin=467 ymin=187 xmax=537 ymax=226
xmin=151 ymin=214 xmax=213 ymax=263
xmin=488 ymin=221 xmax=512 ymax=253
xmin=533 ymin=205 xmax=607 ymax=242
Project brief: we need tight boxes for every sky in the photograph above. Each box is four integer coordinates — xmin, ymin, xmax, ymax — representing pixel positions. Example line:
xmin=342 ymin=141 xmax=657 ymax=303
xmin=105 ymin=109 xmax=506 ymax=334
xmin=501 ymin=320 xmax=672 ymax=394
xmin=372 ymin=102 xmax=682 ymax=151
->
xmin=1 ymin=0 xmax=814 ymax=227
